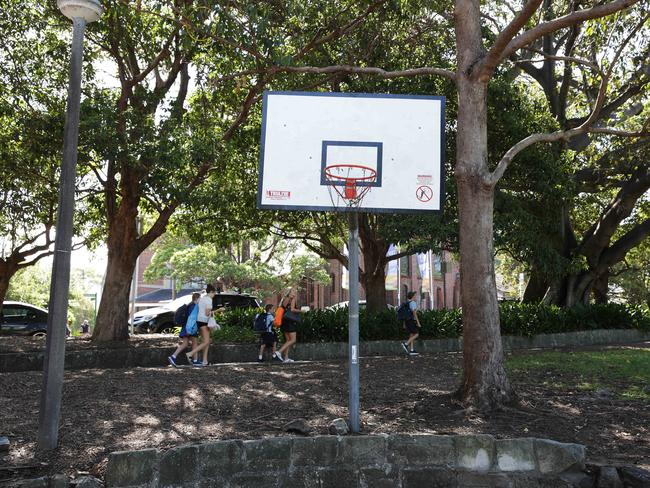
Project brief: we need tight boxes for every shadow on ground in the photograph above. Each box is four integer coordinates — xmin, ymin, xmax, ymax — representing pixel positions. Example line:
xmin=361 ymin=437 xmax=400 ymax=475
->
xmin=0 ymin=346 xmax=648 ymax=482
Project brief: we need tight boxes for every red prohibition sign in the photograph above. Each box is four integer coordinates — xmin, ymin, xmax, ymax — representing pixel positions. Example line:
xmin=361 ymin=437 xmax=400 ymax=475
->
xmin=416 ymin=185 xmax=433 ymax=202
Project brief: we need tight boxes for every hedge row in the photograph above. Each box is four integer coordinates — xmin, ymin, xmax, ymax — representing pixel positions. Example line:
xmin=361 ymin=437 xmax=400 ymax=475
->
xmin=211 ymin=302 xmax=650 ymax=344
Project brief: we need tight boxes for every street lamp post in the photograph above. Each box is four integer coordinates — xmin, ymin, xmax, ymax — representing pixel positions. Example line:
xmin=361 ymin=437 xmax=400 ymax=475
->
xmin=38 ymin=0 xmax=102 ymax=450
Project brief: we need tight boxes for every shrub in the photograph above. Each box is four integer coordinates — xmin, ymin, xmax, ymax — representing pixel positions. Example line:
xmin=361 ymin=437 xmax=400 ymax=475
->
xmin=207 ymin=302 xmax=649 ymax=343
xmin=211 ymin=325 xmax=258 ymax=343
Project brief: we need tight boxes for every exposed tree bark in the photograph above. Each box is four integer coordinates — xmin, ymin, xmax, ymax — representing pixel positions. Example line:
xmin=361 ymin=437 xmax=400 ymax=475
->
xmin=0 ymin=260 xmax=17 ymax=313
xmin=592 ymin=272 xmax=609 ymax=304
xmin=358 ymin=214 xmax=391 ymax=313
xmin=454 ymin=0 xmax=515 ymax=408
xmin=522 ymin=268 xmax=549 ymax=302
xmin=93 ymin=220 xmax=138 ymax=342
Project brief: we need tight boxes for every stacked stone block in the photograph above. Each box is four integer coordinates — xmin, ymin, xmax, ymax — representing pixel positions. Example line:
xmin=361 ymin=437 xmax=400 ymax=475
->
xmin=104 ymin=434 xmax=587 ymax=488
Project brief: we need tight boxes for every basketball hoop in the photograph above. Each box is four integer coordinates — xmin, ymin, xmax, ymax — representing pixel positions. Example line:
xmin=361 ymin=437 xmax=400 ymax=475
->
xmin=324 ymin=164 xmax=377 ymax=208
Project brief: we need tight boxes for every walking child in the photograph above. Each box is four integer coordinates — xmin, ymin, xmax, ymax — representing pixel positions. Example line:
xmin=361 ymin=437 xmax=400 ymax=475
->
xmin=187 ymin=284 xmax=217 ymax=366
xmin=274 ymin=288 xmax=303 ymax=363
xmin=255 ymin=304 xmax=277 ymax=362
xmin=399 ymin=291 xmax=421 ymax=356
xmin=168 ymin=292 xmax=201 ymax=367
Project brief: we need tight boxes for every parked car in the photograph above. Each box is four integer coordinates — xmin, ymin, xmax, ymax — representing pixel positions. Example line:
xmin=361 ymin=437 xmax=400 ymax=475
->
xmin=1 ymin=301 xmax=48 ymax=337
xmin=130 ymin=292 xmax=262 ymax=334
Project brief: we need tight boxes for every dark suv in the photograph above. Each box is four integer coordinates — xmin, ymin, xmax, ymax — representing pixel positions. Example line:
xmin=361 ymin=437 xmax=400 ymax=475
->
xmin=131 ymin=292 xmax=261 ymax=334
xmin=1 ymin=301 xmax=48 ymax=337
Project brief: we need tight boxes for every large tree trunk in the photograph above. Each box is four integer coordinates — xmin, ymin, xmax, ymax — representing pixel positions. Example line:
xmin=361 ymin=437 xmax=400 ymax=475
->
xmin=359 ymin=214 xmax=390 ymax=313
xmin=0 ymin=266 xmax=14 ymax=313
xmin=456 ymin=170 xmax=515 ymax=408
xmin=92 ymin=207 xmax=138 ymax=342
xmin=522 ymin=268 xmax=550 ymax=303
xmin=364 ymin=267 xmax=388 ymax=313
xmin=592 ymin=272 xmax=609 ymax=304
xmin=454 ymin=0 xmax=515 ymax=409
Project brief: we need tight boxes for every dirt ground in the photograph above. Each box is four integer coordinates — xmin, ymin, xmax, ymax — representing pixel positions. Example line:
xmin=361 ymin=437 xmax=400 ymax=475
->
xmin=1 ymin=342 xmax=649 ymax=483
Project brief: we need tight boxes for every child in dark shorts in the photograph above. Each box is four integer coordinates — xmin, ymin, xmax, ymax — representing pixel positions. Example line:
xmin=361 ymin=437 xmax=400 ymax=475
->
xmin=168 ymin=293 xmax=201 ymax=367
xmin=257 ymin=304 xmax=278 ymax=362
xmin=400 ymin=291 xmax=421 ymax=356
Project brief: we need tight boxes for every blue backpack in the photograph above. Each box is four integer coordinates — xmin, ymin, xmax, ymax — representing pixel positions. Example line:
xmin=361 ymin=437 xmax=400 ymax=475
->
xmin=185 ymin=303 xmax=198 ymax=336
xmin=397 ymin=302 xmax=412 ymax=321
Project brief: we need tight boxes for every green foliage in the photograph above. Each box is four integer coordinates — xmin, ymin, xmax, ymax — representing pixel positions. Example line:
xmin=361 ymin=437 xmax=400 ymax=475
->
xmin=144 ymin=236 xmax=330 ymax=298
xmin=210 ymin=307 xmax=260 ymax=343
xmin=6 ymin=264 xmax=97 ymax=329
xmin=211 ymin=325 xmax=259 ymax=344
xmin=207 ymin=302 xmax=649 ymax=344
xmin=499 ymin=302 xmax=650 ymax=336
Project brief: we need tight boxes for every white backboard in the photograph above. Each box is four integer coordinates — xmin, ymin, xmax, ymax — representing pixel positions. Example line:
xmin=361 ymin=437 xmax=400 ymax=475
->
xmin=257 ymin=91 xmax=445 ymax=213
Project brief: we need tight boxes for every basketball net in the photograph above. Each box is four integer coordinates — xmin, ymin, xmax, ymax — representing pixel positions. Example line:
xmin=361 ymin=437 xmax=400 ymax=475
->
xmin=324 ymin=164 xmax=377 ymax=209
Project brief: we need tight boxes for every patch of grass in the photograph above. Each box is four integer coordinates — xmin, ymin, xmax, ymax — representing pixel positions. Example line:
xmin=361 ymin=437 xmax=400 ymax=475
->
xmin=507 ymin=348 xmax=650 ymax=400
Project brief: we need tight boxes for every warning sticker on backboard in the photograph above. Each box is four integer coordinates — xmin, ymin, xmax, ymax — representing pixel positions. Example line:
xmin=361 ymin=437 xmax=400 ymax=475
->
xmin=266 ymin=190 xmax=291 ymax=201
xmin=417 ymin=174 xmax=433 ymax=185
xmin=416 ymin=186 xmax=433 ymax=202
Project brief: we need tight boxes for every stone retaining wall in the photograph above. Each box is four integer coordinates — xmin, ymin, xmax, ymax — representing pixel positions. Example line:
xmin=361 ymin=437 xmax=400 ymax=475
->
xmin=2 ymin=329 xmax=649 ymax=372
xmin=104 ymin=434 xmax=586 ymax=488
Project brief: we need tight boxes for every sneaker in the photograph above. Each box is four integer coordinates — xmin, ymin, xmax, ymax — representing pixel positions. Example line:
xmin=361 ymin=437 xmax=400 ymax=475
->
xmin=273 ymin=351 xmax=284 ymax=362
xmin=401 ymin=342 xmax=409 ymax=354
xmin=168 ymin=356 xmax=178 ymax=367
xmin=257 ymin=357 xmax=264 ymax=363
xmin=192 ymin=360 xmax=204 ymax=367
xmin=409 ymin=350 xmax=420 ymax=356
xmin=284 ymin=358 xmax=295 ymax=363
xmin=272 ymin=354 xmax=283 ymax=363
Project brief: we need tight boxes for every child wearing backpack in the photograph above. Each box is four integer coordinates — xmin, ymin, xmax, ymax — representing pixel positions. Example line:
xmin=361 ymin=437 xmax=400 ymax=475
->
xmin=255 ymin=304 xmax=277 ymax=362
xmin=398 ymin=291 xmax=421 ymax=356
xmin=168 ymin=293 xmax=201 ymax=367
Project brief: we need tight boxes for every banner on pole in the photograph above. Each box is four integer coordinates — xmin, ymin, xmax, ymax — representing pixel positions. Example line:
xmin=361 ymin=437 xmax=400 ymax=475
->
xmin=385 ymin=245 xmax=398 ymax=290
xmin=417 ymin=253 xmax=430 ymax=293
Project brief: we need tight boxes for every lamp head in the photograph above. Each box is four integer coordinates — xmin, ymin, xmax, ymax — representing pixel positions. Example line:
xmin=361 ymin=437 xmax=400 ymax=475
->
xmin=58 ymin=0 xmax=103 ymax=23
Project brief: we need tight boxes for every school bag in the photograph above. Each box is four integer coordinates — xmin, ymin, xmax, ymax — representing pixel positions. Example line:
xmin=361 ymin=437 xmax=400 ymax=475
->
xmin=273 ymin=306 xmax=285 ymax=328
xmin=397 ymin=302 xmax=412 ymax=321
xmin=185 ymin=303 xmax=198 ymax=336
xmin=174 ymin=303 xmax=189 ymax=326
xmin=253 ymin=312 xmax=269 ymax=333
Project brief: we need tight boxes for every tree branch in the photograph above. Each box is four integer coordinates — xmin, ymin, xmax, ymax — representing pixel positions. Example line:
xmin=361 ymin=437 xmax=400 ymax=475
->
xmin=515 ymin=46 xmax=603 ymax=75
xmin=488 ymin=15 xmax=646 ymax=186
xmin=500 ymin=0 xmax=642 ymax=68
xmin=600 ymin=217 xmax=650 ymax=269
xmin=294 ymin=0 xmax=385 ymax=61
xmin=477 ymin=0 xmax=544 ymax=81
xmin=579 ymin=167 xmax=650 ymax=263
xmin=269 ymin=65 xmax=457 ymax=83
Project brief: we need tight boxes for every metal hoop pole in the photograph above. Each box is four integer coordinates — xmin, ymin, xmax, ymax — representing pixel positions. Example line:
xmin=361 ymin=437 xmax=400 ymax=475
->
xmin=348 ymin=212 xmax=360 ymax=433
